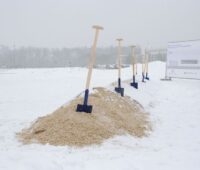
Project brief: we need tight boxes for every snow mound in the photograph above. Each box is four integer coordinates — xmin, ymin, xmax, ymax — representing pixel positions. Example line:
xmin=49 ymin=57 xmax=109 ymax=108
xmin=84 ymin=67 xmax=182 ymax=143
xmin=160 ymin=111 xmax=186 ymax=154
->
xmin=17 ymin=87 xmax=151 ymax=147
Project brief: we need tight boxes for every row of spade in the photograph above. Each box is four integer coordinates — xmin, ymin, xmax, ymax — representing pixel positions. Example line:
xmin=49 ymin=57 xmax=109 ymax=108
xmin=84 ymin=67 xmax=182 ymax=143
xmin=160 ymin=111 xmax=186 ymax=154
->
xmin=76 ymin=25 xmax=150 ymax=113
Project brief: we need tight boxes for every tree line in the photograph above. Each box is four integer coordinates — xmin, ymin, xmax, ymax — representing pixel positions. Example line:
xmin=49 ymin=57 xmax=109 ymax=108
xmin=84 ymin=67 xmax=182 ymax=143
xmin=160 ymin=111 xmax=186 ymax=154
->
xmin=0 ymin=45 xmax=166 ymax=68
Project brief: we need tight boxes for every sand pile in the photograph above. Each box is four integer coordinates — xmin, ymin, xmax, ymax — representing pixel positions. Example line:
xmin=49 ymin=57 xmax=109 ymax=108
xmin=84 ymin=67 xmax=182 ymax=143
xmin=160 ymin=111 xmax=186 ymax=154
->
xmin=17 ymin=87 xmax=151 ymax=147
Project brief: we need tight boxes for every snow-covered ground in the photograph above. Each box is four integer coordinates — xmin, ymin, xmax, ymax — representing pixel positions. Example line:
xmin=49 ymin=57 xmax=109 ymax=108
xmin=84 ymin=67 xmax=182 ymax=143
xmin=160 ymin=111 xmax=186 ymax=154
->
xmin=0 ymin=62 xmax=200 ymax=170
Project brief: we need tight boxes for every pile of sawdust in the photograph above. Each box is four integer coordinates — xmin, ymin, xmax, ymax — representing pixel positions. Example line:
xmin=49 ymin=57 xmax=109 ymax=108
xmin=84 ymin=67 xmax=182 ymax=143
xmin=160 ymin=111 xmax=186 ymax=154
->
xmin=17 ymin=87 xmax=151 ymax=147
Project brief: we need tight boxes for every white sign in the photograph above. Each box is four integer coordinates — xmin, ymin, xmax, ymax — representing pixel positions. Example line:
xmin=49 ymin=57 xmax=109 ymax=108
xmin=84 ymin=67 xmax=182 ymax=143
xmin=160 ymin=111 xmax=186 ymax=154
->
xmin=167 ymin=39 xmax=200 ymax=79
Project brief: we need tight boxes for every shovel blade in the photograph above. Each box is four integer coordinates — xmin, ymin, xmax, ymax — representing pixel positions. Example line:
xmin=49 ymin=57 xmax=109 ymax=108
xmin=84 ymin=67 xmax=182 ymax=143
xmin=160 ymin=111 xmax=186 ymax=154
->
xmin=115 ymin=87 xmax=124 ymax=97
xmin=130 ymin=82 xmax=138 ymax=89
xmin=145 ymin=77 xmax=150 ymax=80
xmin=76 ymin=104 xmax=93 ymax=113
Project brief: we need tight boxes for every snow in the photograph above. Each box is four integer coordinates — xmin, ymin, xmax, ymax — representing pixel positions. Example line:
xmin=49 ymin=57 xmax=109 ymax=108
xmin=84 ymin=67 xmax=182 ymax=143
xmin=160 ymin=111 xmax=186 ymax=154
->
xmin=0 ymin=61 xmax=200 ymax=170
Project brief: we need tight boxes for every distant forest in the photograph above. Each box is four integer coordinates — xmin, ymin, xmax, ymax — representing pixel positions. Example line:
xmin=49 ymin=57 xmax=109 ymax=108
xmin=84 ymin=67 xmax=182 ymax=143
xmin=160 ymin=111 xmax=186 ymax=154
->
xmin=0 ymin=45 xmax=166 ymax=68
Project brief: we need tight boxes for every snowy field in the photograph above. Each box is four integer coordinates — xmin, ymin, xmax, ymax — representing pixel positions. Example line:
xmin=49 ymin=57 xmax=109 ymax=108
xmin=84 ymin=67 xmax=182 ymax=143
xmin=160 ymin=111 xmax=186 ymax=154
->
xmin=0 ymin=61 xmax=200 ymax=170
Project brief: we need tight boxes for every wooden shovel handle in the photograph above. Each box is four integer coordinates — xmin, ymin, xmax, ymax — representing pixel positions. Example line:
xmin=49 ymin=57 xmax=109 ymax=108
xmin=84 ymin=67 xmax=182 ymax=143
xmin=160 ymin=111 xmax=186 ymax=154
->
xmin=116 ymin=39 xmax=123 ymax=79
xmin=130 ymin=46 xmax=136 ymax=76
xmin=85 ymin=25 xmax=103 ymax=89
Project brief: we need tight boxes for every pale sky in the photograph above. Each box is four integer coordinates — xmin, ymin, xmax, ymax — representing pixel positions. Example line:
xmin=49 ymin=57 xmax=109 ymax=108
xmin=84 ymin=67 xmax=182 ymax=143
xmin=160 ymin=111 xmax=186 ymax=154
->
xmin=0 ymin=0 xmax=200 ymax=48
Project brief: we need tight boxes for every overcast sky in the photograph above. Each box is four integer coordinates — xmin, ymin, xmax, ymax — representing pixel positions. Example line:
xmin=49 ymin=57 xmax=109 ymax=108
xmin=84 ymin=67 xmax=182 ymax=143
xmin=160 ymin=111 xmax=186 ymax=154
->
xmin=0 ymin=0 xmax=200 ymax=48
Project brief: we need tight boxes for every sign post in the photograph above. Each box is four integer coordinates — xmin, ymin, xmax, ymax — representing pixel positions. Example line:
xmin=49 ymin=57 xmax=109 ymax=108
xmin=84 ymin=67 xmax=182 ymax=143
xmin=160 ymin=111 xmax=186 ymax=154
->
xmin=76 ymin=25 xmax=103 ymax=113
xmin=115 ymin=38 xmax=124 ymax=96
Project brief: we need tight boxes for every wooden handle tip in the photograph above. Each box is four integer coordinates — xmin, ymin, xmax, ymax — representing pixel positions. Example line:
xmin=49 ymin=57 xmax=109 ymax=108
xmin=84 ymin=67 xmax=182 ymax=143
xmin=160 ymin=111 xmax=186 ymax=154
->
xmin=93 ymin=25 xmax=104 ymax=30
xmin=116 ymin=38 xmax=123 ymax=41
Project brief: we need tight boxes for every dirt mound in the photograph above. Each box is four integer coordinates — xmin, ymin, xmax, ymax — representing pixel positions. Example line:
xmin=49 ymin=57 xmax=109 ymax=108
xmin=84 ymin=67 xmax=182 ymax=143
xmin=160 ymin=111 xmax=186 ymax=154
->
xmin=17 ymin=87 xmax=151 ymax=147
